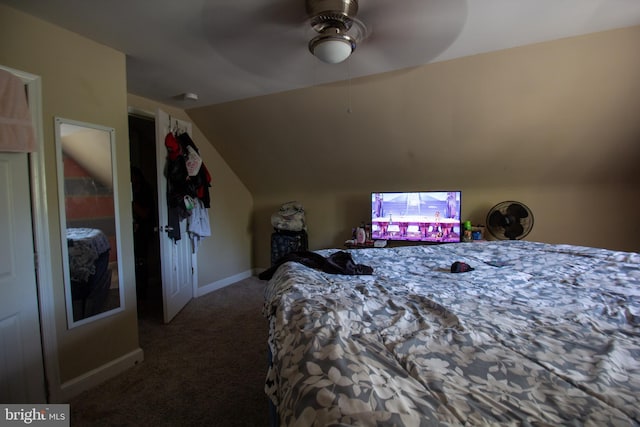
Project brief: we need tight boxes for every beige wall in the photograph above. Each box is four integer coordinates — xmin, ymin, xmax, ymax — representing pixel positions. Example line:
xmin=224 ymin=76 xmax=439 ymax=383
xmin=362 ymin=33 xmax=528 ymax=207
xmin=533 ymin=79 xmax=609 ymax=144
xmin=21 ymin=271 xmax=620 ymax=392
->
xmin=254 ymin=183 xmax=640 ymax=269
xmin=188 ymin=27 xmax=640 ymax=268
xmin=0 ymin=4 xmax=139 ymax=387
xmin=128 ymin=95 xmax=254 ymax=285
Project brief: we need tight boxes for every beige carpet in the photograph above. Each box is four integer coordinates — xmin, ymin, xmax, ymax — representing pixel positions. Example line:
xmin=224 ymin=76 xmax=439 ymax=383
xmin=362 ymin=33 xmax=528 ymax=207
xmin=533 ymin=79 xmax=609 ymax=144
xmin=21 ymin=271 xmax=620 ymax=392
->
xmin=69 ymin=276 xmax=270 ymax=426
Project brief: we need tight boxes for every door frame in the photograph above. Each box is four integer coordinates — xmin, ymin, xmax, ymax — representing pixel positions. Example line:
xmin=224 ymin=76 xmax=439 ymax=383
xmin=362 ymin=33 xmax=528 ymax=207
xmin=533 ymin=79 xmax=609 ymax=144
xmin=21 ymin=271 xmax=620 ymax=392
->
xmin=127 ymin=107 xmax=198 ymax=322
xmin=0 ymin=65 xmax=60 ymax=401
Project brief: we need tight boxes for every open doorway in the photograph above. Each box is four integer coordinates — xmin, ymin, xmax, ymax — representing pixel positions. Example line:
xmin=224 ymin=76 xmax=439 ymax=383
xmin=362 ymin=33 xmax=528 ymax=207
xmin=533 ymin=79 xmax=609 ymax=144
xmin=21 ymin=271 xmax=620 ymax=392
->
xmin=128 ymin=113 xmax=162 ymax=321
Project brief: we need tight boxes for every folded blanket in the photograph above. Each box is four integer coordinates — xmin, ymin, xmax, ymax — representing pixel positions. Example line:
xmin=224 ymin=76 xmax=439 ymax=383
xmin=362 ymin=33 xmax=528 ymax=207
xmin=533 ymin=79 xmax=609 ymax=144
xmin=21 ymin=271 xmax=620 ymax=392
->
xmin=259 ymin=250 xmax=373 ymax=280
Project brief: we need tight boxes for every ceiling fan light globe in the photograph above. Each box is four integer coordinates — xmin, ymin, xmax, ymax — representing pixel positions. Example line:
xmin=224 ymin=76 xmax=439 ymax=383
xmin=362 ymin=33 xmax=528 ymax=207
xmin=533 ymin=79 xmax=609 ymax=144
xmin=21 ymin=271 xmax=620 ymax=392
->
xmin=310 ymin=37 xmax=354 ymax=64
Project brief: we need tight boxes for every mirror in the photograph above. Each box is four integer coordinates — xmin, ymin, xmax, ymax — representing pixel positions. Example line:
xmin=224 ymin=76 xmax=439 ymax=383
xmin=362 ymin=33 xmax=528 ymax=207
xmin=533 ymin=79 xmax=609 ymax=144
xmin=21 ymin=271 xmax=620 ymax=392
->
xmin=55 ymin=117 xmax=124 ymax=328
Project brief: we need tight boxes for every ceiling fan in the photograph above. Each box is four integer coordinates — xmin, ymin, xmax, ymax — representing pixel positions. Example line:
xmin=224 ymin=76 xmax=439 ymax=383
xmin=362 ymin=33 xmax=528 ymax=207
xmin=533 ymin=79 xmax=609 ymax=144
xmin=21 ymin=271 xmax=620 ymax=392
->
xmin=306 ymin=0 xmax=368 ymax=64
xmin=203 ymin=0 xmax=467 ymax=83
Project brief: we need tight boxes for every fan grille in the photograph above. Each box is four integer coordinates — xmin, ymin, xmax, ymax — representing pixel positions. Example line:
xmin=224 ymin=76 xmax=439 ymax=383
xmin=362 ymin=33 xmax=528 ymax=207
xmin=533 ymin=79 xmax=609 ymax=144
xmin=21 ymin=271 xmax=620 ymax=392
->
xmin=486 ymin=201 xmax=534 ymax=240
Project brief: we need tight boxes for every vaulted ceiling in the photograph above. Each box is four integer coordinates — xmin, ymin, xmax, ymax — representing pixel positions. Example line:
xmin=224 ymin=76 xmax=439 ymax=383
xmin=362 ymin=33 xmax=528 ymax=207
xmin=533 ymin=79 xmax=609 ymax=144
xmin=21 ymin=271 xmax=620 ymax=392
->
xmin=3 ymin=0 xmax=640 ymax=108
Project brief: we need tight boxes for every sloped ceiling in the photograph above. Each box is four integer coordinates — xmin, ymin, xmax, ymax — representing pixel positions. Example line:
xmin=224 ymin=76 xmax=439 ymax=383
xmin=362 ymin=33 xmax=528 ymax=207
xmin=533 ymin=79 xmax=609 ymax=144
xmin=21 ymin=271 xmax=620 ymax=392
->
xmin=3 ymin=0 xmax=640 ymax=107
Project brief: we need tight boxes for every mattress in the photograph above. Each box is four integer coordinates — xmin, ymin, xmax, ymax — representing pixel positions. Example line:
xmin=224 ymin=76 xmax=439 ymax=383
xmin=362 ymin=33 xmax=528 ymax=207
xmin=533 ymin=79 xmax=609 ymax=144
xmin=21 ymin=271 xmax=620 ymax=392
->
xmin=66 ymin=227 xmax=110 ymax=283
xmin=263 ymin=241 xmax=640 ymax=426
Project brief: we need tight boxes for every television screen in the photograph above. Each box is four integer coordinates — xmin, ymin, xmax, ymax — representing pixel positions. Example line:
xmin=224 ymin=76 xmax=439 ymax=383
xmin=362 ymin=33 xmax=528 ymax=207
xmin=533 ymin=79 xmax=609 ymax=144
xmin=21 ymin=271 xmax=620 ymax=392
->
xmin=371 ymin=191 xmax=462 ymax=243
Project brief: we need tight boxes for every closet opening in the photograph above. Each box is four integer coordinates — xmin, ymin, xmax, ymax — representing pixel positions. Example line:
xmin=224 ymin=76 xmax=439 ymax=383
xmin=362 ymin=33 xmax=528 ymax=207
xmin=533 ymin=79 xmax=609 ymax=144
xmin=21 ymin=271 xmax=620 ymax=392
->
xmin=128 ymin=113 xmax=162 ymax=321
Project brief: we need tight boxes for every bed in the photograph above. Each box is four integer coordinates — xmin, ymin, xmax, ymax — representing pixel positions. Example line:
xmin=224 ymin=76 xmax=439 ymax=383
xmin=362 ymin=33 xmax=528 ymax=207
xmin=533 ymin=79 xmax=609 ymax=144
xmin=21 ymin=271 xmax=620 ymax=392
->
xmin=262 ymin=241 xmax=640 ymax=426
xmin=67 ymin=227 xmax=112 ymax=320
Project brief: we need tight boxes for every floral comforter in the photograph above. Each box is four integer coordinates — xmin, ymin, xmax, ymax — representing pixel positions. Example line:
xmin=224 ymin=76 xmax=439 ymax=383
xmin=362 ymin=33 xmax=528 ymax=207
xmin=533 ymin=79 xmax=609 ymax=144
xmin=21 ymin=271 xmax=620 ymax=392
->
xmin=263 ymin=241 xmax=640 ymax=426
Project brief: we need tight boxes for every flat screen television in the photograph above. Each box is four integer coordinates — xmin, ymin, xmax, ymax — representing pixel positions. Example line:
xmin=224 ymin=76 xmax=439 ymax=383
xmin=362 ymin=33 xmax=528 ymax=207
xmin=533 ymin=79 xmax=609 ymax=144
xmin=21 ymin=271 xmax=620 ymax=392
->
xmin=371 ymin=191 xmax=462 ymax=243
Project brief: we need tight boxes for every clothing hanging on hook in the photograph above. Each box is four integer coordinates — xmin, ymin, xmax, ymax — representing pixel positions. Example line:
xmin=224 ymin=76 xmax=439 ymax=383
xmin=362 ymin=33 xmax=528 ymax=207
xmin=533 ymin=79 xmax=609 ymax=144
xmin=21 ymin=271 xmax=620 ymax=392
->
xmin=163 ymin=123 xmax=212 ymax=242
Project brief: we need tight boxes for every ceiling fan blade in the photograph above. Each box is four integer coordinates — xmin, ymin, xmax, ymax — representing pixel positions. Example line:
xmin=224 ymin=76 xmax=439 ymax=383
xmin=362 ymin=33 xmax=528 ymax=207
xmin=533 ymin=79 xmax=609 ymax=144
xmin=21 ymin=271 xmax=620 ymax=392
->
xmin=202 ymin=1 xmax=317 ymax=84
xmin=348 ymin=0 xmax=467 ymax=73
xmin=257 ymin=0 xmax=309 ymax=28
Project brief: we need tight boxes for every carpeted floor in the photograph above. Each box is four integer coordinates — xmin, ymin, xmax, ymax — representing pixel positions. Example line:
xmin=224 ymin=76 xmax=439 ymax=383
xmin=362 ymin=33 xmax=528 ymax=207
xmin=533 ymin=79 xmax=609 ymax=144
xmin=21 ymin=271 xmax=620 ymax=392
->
xmin=69 ymin=276 xmax=270 ymax=426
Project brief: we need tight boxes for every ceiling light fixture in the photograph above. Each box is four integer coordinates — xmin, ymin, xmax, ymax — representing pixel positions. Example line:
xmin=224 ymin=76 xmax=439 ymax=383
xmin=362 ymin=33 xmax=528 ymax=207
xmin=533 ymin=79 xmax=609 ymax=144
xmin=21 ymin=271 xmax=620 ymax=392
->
xmin=182 ymin=92 xmax=199 ymax=101
xmin=307 ymin=0 xmax=359 ymax=64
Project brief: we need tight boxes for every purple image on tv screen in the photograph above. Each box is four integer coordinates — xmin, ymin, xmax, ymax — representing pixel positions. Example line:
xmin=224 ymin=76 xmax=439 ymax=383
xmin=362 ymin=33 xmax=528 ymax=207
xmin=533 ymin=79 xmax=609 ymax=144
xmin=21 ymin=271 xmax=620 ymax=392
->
xmin=371 ymin=191 xmax=461 ymax=243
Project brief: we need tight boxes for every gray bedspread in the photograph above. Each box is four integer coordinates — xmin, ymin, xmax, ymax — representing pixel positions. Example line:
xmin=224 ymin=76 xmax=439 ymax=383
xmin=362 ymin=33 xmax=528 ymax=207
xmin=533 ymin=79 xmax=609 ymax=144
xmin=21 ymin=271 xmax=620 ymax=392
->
xmin=263 ymin=241 xmax=640 ymax=426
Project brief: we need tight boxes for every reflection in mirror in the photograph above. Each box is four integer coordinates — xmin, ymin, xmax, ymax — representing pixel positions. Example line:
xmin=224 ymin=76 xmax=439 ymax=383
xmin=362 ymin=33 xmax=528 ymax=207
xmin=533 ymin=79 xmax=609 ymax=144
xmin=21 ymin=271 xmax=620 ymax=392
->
xmin=55 ymin=117 xmax=123 ymax=328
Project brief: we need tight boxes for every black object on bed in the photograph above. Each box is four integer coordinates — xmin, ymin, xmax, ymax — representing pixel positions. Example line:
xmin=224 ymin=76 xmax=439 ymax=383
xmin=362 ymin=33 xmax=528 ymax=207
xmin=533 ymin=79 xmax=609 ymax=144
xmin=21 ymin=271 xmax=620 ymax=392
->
xmin=450 ymin=261 xmax=474 ymax=273
xmin=259 ymin=250 xmax=373 ymax=280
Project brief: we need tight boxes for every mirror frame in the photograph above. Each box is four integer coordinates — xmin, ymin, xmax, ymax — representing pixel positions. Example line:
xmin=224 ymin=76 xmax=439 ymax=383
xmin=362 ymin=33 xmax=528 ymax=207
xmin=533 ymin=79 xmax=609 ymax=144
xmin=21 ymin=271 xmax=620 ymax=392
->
xmin=54 ymin=117 xmax=124 ymax=328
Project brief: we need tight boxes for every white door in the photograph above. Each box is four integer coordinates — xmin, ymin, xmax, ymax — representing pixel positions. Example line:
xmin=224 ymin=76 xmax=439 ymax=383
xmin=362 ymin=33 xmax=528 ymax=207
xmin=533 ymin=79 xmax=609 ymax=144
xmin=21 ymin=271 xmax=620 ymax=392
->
xmin=155 ymin=109 xmax=196 ymax=323
xmin=0 ymin=152 xmax=46 ymax=402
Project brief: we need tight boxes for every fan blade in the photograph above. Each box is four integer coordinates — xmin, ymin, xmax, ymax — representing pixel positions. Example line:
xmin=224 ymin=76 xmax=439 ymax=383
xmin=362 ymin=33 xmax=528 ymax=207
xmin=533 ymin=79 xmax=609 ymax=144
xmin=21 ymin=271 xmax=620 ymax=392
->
xmin=504 ymin=223 xmax=524 ymax=239
xmin=202 ymin=1 xmax=318 ymax=85
xmin=488 ymin=211 xmax=506 ymax=227
xmin=347 ymin=0 xmax=467 ymax=74
xmin=507 ymin=203 xmax=529 ymax=219
xmin=247 ymin=0 xmax=308 ymax=29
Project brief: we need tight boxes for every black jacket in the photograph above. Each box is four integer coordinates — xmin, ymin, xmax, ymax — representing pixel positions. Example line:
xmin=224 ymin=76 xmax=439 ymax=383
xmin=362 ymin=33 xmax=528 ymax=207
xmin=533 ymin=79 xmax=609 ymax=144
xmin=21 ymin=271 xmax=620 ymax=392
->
xmin=259 ymin=250 xmax=373 ymax=280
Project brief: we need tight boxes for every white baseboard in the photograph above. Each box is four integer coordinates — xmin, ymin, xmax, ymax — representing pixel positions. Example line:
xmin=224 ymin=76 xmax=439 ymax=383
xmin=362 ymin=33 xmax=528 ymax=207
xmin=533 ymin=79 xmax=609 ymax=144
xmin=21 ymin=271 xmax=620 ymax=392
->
xmin=54 ymin=347 xmax=144 ymax=403
xmin=195 ymin=269 xmax=254 ymax=297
